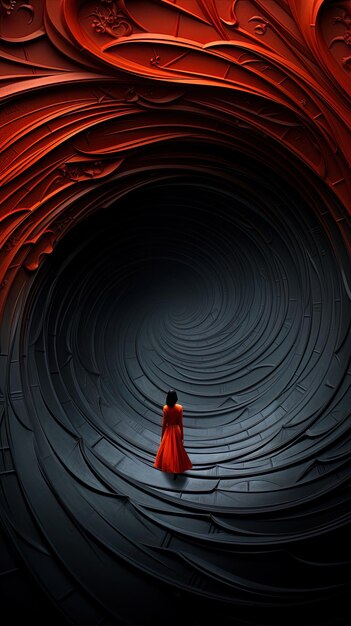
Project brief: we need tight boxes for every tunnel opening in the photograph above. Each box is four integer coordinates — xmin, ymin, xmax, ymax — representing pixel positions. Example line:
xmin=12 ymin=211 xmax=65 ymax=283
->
xmin=21 ymin=152 xmax=351 ymax=503
xmin=0 ymin=141 xmax=348 ymax=626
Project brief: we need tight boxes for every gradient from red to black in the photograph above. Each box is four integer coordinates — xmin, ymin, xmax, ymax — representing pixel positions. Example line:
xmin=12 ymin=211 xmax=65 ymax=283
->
xmin=0 ymin=2 xmax=351 ymax=625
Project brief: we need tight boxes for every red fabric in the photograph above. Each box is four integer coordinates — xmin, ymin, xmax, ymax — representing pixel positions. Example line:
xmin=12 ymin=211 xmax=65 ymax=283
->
xmin=154 ymin=404 xmax=192 ymax=474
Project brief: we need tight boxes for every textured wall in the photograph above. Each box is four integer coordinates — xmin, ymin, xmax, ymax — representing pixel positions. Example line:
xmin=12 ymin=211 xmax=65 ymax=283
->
xmin=0 ymin=2 xmax=351 ymax=625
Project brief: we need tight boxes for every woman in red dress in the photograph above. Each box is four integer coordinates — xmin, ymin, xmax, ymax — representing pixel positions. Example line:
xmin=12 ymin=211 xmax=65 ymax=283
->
xmin=154 ymin=390 xmax=192 ymax=479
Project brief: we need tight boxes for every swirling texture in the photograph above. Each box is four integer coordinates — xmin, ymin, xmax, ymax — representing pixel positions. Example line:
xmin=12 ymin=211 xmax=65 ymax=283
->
xmin=0 ymin=2 xmax=351 ymax=625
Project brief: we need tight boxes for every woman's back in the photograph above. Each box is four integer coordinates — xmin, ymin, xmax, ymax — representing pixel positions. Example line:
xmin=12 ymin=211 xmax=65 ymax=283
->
xmin=164 ymin=403 xmax=182 ymax=425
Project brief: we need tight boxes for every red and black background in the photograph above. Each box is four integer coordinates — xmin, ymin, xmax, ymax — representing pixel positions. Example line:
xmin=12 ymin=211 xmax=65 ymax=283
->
xmin=1 ymin=1 xmax=351 ymax=625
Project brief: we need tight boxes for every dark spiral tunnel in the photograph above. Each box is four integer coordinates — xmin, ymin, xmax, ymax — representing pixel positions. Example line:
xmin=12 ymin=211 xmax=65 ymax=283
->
xmin=1 ymin=140 xmax=351 ymax=625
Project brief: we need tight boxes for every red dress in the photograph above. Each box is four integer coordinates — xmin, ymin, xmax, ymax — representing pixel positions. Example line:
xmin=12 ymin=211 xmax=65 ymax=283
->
xmin=154 ymin=403 xmax=192 ymax=473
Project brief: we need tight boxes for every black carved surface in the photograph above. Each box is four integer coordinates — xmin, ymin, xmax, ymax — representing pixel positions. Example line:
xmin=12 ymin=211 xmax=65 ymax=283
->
xmin=1 ymin=143 xmax=351 ymax=625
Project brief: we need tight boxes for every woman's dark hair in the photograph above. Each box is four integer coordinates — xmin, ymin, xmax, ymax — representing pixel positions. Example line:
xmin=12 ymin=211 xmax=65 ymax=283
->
xmin=166 ymin=389 xmax=178 ymax=407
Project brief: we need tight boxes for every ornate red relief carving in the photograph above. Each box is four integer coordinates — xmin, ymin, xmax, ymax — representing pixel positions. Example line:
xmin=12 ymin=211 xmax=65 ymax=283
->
xmin=329 ymin=6 xmax=351 ymax=69
xmin=23 ymin=230 xmax=56 ymax=271
xmin=0 ymin=0 xmax=350 ymax=319
xmin=90 ymin=0 xmax=135 ymax=38
xmin=0 ymin=0 xmax=16 ymax=15
xmin=248 ymin=15 xmax=269 ymax=36
xmin=57 ymin=160 xmax=105 ymax=182
xmin=0 ymin=0 xmax=43 ymax=42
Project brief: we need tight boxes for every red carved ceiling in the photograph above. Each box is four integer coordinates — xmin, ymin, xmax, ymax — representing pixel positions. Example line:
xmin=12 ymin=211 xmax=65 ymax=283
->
xmin=0 ymin=0 xmax=350 ymax=319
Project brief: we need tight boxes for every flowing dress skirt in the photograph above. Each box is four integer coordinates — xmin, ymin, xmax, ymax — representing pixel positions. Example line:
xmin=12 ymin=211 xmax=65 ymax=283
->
xmin=154 ymin=424 xmax=192 ymax=473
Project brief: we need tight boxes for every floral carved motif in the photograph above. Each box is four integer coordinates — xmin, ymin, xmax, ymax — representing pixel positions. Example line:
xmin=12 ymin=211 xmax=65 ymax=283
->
xmin=57 ymin=161 xmax=104 ymax=182
xmin=90 ymin=0 xmax=133 ymax=38
xmin=329 ymin=8 xmax=351 ymax=69
xmin=0 ymin=0 xmax=34 ymax=20
xmin=0 ymin=0 xmax=16 ymax=14
xmin=248 ymin=15 xmax=269 ymax=36
xmin=150 ymin=54 xmax=161 ymax=67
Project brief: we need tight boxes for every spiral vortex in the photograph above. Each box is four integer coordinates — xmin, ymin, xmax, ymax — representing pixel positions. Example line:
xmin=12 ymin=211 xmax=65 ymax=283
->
xmin=1 ymin=2 xmax=351 ymax=624
xmin=26 ymin=174 xmax=351 ymax=501
xmin=1 ymin=146 xmax=348 ymax=624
